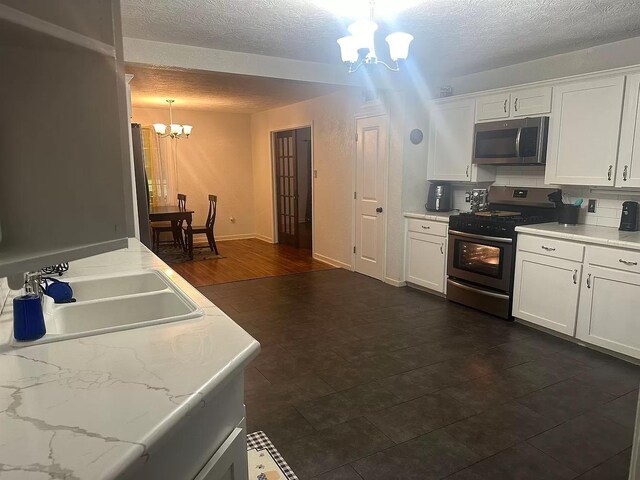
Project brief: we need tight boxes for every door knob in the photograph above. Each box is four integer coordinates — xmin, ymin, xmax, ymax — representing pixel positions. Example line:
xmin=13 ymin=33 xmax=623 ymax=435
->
xmin=376 ymin=207 xmax=383 ymax=213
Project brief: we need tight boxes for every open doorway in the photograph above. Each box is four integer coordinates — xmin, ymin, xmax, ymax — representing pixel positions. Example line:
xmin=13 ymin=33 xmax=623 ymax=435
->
xmin=273 ymin=126 xmax=313 ymax=250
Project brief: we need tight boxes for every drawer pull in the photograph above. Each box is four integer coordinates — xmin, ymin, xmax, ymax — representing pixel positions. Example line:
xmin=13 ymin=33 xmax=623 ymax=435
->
xmin=541 ymin=246 xmax=556 ymax=252
xmin=440 ymin=243 xmax=444 ymax=254
xmin=619 ymin=259 xmax=638 ymax=266
xmin=586 ymin=273 xmax=591 ymax=289
xmin=572 ymin=269 xmax=577 ymax=284
xmin=421 ymin=225 xmax=431 ymax=230
xmin=607 ymin=165 xmax=613 ymax=181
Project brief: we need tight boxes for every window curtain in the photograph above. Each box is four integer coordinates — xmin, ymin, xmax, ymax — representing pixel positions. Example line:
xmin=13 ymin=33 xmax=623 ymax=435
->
xmin=141 ymin=127 xmax=179 ymax=207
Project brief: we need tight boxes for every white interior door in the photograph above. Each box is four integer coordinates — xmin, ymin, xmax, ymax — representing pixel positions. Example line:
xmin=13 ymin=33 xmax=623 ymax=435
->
xmin=355 ymin=115 xmax=388 ymax=281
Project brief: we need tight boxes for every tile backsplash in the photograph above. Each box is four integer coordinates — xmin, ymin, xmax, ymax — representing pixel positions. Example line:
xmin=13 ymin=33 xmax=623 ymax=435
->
xmin=451 ymin=165 xmax=640 ymax=227
xmin=0 ymin=278 xmax=9 ymax=316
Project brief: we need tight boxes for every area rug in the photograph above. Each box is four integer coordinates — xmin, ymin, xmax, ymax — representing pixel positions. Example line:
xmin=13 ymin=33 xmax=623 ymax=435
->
xmin=247 ymin=431 xmax=298 ymax=480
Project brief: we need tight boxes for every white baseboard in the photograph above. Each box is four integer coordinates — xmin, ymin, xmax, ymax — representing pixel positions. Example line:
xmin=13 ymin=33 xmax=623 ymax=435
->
xmin=384 ymin=277 xmax=406 ymax=288
xmin=216 ymin=233 xmax=257 ymax=242
xmin=254 ymin=234 xmax=274 ymax=243
xmin=313 ymin=252 xmax=352 ymax=269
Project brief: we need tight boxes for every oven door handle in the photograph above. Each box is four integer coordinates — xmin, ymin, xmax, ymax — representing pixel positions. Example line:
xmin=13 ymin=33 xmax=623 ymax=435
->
xmin=447 ymin=279 xmax=510 ymax=300
xmin=448 ymin=230 xmax=513 ymax=244
xmin=515 ymin=127 xmax=522 ymax=158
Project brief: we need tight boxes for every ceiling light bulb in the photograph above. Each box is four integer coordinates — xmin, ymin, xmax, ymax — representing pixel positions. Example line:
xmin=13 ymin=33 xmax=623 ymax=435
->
xmin=182 ymin=125 xmax=193 ymax=136
xmin=337 ymin=36 xmax=359 ymax=63
xmin=170 ymin=124 xmax=182 ymax=136
xmin=348 ymin=20 xmax=378 ymax=58
xmin=153 ymin=123 xmax=167 ymax=135
xmin=386 ymin=32 xmax=414 ymax=61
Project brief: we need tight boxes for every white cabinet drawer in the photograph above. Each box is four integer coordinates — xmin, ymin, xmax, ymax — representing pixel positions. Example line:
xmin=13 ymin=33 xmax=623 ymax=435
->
xmin=476 ymin=93 xmax=510 ymax=122
xmin=407 ymin=219 xmax=447 ymax=237
xmin=587 ymin=246 xmax=640 ymax=274
xmin=511 ymin=86 xmax=552 ymax=117
xmin=517 ymin=234 xmax=585 ymax=262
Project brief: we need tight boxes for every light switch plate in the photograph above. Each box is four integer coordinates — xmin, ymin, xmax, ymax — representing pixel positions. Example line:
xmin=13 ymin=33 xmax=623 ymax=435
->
xmin=588 ymin=199 xmax=597 ymax=213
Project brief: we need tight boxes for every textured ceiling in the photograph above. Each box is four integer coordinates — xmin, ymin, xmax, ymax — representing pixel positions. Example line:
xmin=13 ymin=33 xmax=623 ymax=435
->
xmin=125 ymin=64 xmax=346 ymax=112
xmin=120 ymin=0 xmax=640 ymax=76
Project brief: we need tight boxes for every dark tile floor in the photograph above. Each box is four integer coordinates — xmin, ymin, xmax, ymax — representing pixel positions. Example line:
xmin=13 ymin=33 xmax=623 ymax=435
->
xmin=199 ymin=269 xmax=640 ymax=480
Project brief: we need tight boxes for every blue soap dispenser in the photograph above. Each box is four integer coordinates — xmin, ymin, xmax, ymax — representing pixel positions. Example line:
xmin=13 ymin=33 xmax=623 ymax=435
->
xmin=13 ymin=274 xmax=46 ymax=342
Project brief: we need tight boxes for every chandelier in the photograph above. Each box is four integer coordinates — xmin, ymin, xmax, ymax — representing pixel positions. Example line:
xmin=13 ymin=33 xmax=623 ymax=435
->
xmin=153 ymin=99 xmax=192 ymax=139
xmin=336 ymin=0 xmax=414 ymax=73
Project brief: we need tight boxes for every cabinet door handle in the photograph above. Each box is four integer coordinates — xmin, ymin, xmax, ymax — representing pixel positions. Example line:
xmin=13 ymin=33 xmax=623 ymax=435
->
xmin=607 ymin=165 xmax=613 ymax=181
xmin=514 ymin=98 xmax=518 ymax=112
xmin=623 ymin=165 xmax=629 ymax=181
xmin=440 ymin=243 xmax=444 ymax=254
xmin=421 ymin=225 xmax=430 ymax=230
xmin=619 ymin=259 xmax=638 ymax=266
xmin=541 ymin=246 xmax=556 ymax=252
xmin=503 ymin=99 xmax=508 ymax=113
xmin=572 ymin=269 xmax=577 ymax=284
xmin=466 ymin=165 xmax=470 ymax=177
xmin=586 ymin=273 xmax=591 ymax=288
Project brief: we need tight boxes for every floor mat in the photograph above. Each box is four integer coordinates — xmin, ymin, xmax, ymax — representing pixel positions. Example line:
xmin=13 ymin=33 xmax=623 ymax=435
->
xmin=247 ymin=431 xmax=298 ymax=480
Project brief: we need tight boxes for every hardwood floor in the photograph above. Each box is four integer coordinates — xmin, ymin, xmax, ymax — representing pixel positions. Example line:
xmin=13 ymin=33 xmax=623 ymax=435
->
xmin=168 ymin=238 xmax=335 ymax=287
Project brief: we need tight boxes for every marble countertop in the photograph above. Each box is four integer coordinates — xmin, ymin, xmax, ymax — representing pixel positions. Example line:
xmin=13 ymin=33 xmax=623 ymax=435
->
xmin=516 ymin=223 xmax=640 ymax=250
xmin=0 ymin=239 xmax=260 ymax=479
xmin=403 ymin=211 xmax=460 ymax=223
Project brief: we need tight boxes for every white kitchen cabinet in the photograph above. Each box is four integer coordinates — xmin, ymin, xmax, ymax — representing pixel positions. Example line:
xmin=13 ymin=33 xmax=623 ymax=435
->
xmin=476 ymin=87 xmax=552 ymax=122
xmin=476 ymin=93 xmax=510 ymax=122
xmin=576 ymin=246 xmax=640 ymax=359
xmin=0 ymin=2 xmax=133 ymax=278
xmin=617 ymin=73 xmax=640 ymax=188
xmin=545 ymin=76 xmax=626 ymax=186
xmin=513 ymin=251 xmax=582 ymax=336
xmin=427 ymin=98 xmax=495 ymax=182
xmin=405 ymin=219 xmax=447 ymax=294
xmin=511 ymin=87 xmax=553 ymax=117
xmin=195 ymin=427 xmax=248 ymax=480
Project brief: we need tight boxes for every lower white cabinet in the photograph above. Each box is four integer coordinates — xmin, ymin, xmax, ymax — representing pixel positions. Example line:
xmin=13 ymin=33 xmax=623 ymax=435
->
xmin=514 ymin=234 xmax=640 ymax=359
xmin=576 ymin=265 xmax=640 ymax=359
xmin=195 ymin=427 xmax=248 ymax=480
xmin=512 ymin=251 xmax=582 ymax=336
xmin=405 ymin=219 xmax=447 ymax=294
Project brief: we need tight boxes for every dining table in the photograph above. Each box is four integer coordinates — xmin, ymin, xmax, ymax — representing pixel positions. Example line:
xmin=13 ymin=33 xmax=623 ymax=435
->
xmin=149 ymin=205 xmax=195 ymax=260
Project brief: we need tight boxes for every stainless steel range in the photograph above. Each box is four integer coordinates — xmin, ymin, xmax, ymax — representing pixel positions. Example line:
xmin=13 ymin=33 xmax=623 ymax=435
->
xmin=447 ymin=186 xmax=561 ymax=320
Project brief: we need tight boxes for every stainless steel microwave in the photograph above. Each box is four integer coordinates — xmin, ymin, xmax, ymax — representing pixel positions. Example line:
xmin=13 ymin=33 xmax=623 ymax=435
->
xmin=472 ymin=116 xmax=549 ymax=165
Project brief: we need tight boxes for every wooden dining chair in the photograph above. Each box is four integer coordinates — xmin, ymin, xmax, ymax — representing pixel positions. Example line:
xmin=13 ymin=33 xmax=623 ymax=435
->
xmin=151 ymin=193 xmax=187 ymax=252
xmin=183 ymin=194 xmax=219 ymax=255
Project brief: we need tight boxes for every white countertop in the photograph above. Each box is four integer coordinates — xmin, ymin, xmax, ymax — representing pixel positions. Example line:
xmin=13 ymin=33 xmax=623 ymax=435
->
xmin=0 ymin=239 xmax=260 ymax=479
xmin=516 ymin=223 xmax=640 ymax=250
xmin=403 ymin=211 xmax=459 ymax=223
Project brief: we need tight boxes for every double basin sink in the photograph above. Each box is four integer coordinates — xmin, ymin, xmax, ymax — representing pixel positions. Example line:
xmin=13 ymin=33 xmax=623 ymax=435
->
xmin=12 ymin=269 xmax=203 ymax=347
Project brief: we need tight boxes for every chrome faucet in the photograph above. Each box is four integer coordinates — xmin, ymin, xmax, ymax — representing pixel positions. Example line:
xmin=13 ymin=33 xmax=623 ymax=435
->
xmin=24 ymin=272 xmax=44 ymax=299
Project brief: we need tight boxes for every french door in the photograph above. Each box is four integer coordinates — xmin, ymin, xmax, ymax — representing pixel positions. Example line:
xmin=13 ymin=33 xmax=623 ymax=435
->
xmin=274 ymin=130 xmax=299 ymax=247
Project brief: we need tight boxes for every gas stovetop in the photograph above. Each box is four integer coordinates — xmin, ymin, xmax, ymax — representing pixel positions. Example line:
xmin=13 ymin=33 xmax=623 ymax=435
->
xmin=449 ymin=211 xmax=556 ymax=238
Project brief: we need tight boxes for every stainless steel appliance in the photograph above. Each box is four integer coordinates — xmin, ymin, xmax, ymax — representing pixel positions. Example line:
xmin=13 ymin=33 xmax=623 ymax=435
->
xmin=447 ymin=186 xmax=561 ymax=319
xmin=469 ymin=188 xmax=488 ymax=212
xmin=426 ymin=182 xmax=452 ymax=212
xmin=620 ymin=201 xmax=640 ymax=231
xmin=473 ymin=117 xmax=549 ymax=165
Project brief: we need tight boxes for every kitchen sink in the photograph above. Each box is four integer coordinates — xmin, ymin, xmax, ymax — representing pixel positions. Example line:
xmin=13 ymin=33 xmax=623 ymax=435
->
xmin=12 ymin=270 xmax=203 ymax=347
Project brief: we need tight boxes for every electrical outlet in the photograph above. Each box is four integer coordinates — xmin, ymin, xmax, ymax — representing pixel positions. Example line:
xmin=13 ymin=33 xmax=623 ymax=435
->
xmin=588 ymin=199 xmax=597 ymax=213
xmin=313 ymin=170 xmax=318 ymax=179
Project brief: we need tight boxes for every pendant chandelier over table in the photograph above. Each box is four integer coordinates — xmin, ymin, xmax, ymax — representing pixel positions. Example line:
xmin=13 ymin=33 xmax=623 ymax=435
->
xmin=153 ymin=99 xmax=192 ymax=139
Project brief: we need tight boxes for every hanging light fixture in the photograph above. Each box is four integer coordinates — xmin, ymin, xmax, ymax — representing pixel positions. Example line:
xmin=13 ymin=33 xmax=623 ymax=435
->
xmin=153 ymin=99 xmax=192 ymax=139
xmin=337 ymin=0 xmax=414 ymax=73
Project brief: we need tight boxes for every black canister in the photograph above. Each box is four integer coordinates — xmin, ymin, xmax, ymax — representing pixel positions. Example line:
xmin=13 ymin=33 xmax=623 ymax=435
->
xmin=557 ymin=205 xmax=580 ymax=225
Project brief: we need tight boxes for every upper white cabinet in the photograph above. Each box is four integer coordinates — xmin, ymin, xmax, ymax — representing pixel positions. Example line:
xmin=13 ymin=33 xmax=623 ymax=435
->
xmin=0 ymin=2 xmax=132 ymax=277
xmin=545 ymin=76 xmax=626 ymax=186
xmin=427 ymin=98 xmax=495 ymax=183
xmin=511 ymin=87 xmax=553 ymax=117
xmin=476 ymin=93 xmax=510 ymax=122
xmin=617 ymin=73 xmax=640 ymax=188
xmin=476 ymin=87 xmax=552 ymax=122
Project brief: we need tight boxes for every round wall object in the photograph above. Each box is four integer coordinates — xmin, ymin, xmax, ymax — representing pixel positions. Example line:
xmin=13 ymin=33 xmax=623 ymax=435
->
xmin=409 ymin=129 xmax=424 ymax=145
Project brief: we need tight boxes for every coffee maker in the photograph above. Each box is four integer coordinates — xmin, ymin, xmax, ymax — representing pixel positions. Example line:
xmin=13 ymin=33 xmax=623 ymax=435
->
xmin=620 ymin=201 xmax=640 ymax=231
xmin=426 ymin=182 xmax=452 ymax=212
